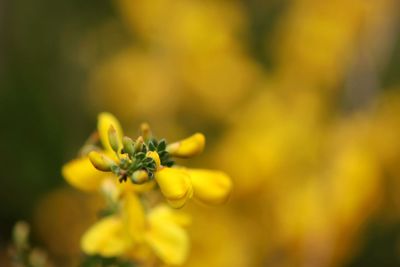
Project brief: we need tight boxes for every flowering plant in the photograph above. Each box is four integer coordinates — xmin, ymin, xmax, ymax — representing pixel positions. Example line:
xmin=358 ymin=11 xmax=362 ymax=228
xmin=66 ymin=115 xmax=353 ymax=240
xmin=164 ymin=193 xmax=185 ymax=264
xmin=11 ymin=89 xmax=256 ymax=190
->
xmin=62 ymin=112 xmax=232 ymax=266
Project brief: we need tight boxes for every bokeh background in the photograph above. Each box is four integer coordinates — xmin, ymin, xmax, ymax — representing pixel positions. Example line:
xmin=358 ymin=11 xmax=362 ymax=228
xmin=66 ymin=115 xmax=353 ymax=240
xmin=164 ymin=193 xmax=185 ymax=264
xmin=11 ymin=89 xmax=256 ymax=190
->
xmin=1 ymin=0 xmax=400 ymax=266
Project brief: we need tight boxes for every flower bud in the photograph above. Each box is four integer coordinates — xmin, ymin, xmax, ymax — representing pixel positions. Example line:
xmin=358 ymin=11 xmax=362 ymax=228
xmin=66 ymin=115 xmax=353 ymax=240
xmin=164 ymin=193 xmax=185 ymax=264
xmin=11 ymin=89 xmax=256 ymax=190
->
xmin=166 ymin=133 xmax=205 ymax=158
xmin=122 ymin=136 xmax=135 ymax=155
xmin=88 ymin=151 xmax=115 ymax=172
xmin=29 ymin=248 xmax=48 ymax=267
xmin=98 ymin=112 xmax=123 ymax=153
xmin=140 ymin=122 xmax=152 ymax=140
xmin=134 ymin=136 xmax=144 ymax=152
xmin=131 ymin=170 xmax=149 ymax=184
xmin=13 ymin=221 xmax=29 ymax=250
xmin=108 ymin=126 xmax=120 ymax=153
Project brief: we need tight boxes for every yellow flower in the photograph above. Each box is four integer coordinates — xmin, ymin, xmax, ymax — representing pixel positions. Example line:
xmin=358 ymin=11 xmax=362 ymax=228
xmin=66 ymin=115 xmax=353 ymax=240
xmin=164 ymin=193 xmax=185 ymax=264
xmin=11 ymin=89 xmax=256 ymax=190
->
xmin=63 ymin=112 xmax=233 ymax=266
xmin=154 ymin=167 xmax=233 ymax=207
xmin=81 ymin=192 xmax=190 ymax=266
xmin=63 ymin=112 xmax=232 ymax=209
xmin=147 ymin=150 xmax=232 ymax=208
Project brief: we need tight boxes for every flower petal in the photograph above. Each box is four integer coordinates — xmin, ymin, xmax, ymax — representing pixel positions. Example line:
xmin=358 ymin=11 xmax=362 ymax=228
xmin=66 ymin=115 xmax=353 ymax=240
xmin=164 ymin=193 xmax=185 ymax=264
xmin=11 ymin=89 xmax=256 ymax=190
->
xmin=122 ymin=192 xmax=146 ymax=242
xmin=81 ymin=216 xmax=130 ymax=257
xmin=187 ymin=169 xmax=233 ymax=205
xmin=62 ymin=157 xmax=107 ymax=192
xmin=155 ymin=168 xmax=193 ymax=208
xmin=148 ymin=205 xmax=191 ymax=228
xmin=98 ymin=112 xmax=124 ymax=153
xmin=145 ymin=206 xmax=190 ymax=265
xmin=166 ymin=133 xmax=205 ymax=158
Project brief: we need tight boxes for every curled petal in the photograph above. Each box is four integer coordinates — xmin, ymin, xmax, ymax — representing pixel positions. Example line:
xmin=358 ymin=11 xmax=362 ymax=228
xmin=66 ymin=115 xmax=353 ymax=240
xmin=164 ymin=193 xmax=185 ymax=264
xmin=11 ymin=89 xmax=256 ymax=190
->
xmin=166 ymin=133 xmax=205 ymax=158
xmin=146 ymin=151 xmax=161 ymax=170
xmin=62 ymin=157 xmax=106 ymax=192
xmin=155 ymin=168 xmax=193 ymax=208
xmin=145 ymin=206 xmax=190 ymax=265
xmin=187 ymin=169 xmax=233 ymax=205
xmin=81 ymin=216 xmax=130 ymax=257
xmin=98 ymin=112 xmax=124 ymax=153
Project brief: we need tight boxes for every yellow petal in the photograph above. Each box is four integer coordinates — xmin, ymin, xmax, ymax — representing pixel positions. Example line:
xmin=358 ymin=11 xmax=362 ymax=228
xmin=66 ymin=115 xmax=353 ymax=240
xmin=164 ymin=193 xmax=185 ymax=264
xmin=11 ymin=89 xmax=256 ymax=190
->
xmin=122 ymin=193 xmax=146 ymax=242
xmin=155 ymin=168 xmax=193 ymax=208
xmin=98 ymin=112 xmax=124 ymax=153
xmin=166 ymin=133 xmax=205 ymax=158
xmin=62 ymin=157 xmax=107 ymax=192
xmin=81 ymin=216 xmax=130 ymax=257
xmin=145 ymin=206 xmax=190 ymax=265
xmin=187 ymin=169 xmax=233 ymax=205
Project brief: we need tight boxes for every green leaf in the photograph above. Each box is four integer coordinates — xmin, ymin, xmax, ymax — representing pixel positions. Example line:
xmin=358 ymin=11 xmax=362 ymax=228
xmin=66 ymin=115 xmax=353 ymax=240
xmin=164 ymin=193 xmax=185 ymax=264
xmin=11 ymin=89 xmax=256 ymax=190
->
xmin=148 ymin=140 xmax=156 ymax=151
xmin=157 ymin=139 xmax=166 ymax=151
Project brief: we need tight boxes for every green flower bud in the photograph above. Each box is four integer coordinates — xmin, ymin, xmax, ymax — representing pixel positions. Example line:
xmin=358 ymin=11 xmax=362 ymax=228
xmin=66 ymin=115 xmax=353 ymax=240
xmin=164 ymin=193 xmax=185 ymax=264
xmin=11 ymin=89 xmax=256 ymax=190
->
xmin=134 ymin=136 xmax=144 ymax=152
xmin=88 ymin=151 xmax=115 ymax=172
xmin=13 ymin=221 xmax=29 ymax=250
xmin=122 ymin=136 xmax=135 ymax=155
xmin=108 ymin=126 xmax=120 ymax=153
xmin=140 ymin=122 xmax=152 ymax=141
xmin=29 ymin=248 xmax=48 ymax=267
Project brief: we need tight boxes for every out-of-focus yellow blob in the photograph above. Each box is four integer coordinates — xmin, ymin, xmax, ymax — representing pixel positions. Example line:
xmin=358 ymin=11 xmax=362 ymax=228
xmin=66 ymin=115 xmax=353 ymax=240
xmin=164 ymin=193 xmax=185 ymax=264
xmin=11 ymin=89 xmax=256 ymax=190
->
xmin=167 ymin=133 xmax=205 ymax=158
xmin=145 ymin=205 xmax=190 ymax=266
xmin=155 ymin=168 xmax=193 ymax=208
xmin=62 ymin=157 xmax=107 ymax=192
xmin=187 ymin=169 xmax=232 ymax=205
xmin=186 ymin=207 xmax=253 ymax=267
xmin=87 ymin=49 xmax=177 ymax=122
xmin=33 ymin=188 xmax=104 ymax=263
xmin=214 ymin=90 xmax=323 ymax=197
xmin=81 ymin=216 xmax=131 ymax=257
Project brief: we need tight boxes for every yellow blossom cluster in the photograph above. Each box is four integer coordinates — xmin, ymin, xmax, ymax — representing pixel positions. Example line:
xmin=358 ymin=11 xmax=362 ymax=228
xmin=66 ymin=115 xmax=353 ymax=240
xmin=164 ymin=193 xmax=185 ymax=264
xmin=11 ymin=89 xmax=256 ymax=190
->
xmin=61 ymin=113 xmax=232 ymax=265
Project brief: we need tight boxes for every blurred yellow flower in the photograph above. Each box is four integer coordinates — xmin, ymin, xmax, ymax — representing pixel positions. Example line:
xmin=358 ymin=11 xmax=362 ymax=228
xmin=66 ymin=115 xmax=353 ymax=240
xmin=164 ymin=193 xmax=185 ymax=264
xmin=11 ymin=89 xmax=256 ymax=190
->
xmin=82 ymin=193 xmax=190 ymax=265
